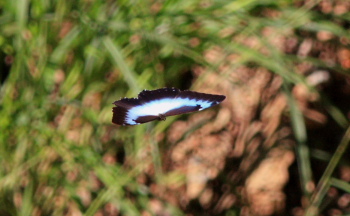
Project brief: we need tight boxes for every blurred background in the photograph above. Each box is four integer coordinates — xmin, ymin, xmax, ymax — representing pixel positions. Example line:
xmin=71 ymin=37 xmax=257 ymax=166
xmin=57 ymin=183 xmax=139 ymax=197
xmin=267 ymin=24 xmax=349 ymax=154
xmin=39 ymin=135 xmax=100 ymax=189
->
xmin=0 ymin=0 xmax=349 ymax=215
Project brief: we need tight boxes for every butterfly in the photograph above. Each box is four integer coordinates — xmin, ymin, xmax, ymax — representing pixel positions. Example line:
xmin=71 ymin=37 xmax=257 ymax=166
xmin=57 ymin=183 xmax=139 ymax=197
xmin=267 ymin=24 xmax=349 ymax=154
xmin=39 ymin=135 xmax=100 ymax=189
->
xmin=112 ymin=87 xmax=225 ymax=125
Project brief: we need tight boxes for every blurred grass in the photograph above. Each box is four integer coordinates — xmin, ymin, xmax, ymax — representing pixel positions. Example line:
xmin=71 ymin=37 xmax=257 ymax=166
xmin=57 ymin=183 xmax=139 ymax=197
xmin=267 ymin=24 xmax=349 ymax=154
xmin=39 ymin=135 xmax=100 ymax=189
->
xmin=283 ymin=82 xmax=313 ymax=198
xmin=306 ymin=126 xmax=350 ymax=216
xmin=0 ymin=0 xmax=349 ymax=215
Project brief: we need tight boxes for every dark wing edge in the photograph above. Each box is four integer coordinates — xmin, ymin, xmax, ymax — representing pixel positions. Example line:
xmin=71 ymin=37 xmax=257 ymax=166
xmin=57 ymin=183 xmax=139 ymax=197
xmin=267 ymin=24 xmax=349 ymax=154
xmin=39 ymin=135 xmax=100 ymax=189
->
xmin=178 ymin=90 xmax=226 ymax=103
xmin=164 ymin=105 xmax=202 ymax=117
xmin=137 ymin=87 xmax=180 ymax=103
xmin=113 ymin=98 xmax=141 ymax=109
xmin=134 ymin=115 xmax=160 ymax=124
xmin=112 ymin=106 xmax=130 ymax=125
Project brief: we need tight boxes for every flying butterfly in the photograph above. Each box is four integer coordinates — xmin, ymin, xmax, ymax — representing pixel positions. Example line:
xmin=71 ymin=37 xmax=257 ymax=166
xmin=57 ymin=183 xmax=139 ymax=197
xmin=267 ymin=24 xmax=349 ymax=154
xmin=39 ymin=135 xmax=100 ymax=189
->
xmin=112 ymin=87 xmax=226 ymax=126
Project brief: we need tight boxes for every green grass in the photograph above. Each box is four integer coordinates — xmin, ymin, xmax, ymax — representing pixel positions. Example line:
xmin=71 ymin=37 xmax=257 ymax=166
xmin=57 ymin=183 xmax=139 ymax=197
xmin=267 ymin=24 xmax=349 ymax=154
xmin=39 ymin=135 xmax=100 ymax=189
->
xmin=0 ymin=0 xmax=349 ymax=215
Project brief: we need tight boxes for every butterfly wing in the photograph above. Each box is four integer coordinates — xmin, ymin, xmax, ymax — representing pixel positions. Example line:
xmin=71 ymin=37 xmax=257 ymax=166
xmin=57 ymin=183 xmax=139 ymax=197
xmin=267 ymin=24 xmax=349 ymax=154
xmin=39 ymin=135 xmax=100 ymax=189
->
xmin=112 ymin=87 xmax=226 ymax=126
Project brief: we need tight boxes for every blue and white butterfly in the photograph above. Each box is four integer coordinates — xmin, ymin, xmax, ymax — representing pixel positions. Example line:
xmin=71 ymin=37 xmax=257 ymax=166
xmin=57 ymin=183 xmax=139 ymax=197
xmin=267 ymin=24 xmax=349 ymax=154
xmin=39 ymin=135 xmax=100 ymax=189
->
xmin=112 ymin=87 xmax=225 ymax=125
